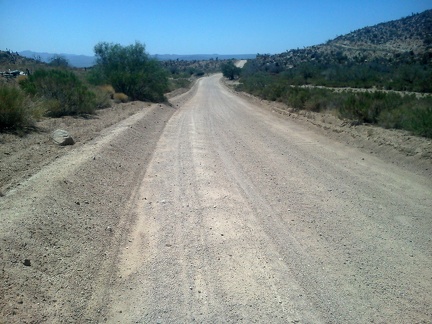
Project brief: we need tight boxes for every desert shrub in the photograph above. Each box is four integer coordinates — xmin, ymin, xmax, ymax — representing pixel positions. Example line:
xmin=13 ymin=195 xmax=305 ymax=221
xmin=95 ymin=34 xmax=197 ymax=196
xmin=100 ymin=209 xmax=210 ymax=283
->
xmin=338 ymin=92 xmax=403 ymax=124
xmin=401 ymin=98 xmax=432 ymax=138
xmin=99 ymin=84 xmax=115 ymax=96
xmin=89 ymin=41 xmax=168 ymax=102
xmin=282 ymin=87 xmax=309 ymax=109
xmin=113 ymin=92 xmax=128 ymax=103
xmin=92 ymin=84 xmax=115 ymax=108
xmin=376 ymin=96 xmax=432 ymax=137
xmin=377 ymin=107 xmax=406 ymax=129
xmin=0 ymin=84 xmax=40 ymax=130
xmin=87 ymin=66 xmax=105 ymax=85
xmin=91 ymin=85 xmax=112 ymax=109
xmin=304 ymin=89 xmax=330 ymax=112
xmin=194 ymin=70 xmax=205 ymax=77
xmin=168 ymin=78 xmax=191 ymax=92
xmin=238 ymin=70 xmax=432 ymax=137
xmin=339 ymin=93 xmax=373 ymax=122
xmin=20 ymin=69 xmax=96 ymax=117
xmin=221 ymin=61 xmax=241 ymax=80
xmin=242 ymin=57 xmax=432 ymax=93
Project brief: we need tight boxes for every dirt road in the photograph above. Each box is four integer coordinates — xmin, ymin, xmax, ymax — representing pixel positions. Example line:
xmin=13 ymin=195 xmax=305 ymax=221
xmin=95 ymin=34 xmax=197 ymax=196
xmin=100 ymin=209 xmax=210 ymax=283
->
xmin=1 ymin=74 xmax=431 ymax=323
xmin=106 ymin=75 xmax=431 ymax=323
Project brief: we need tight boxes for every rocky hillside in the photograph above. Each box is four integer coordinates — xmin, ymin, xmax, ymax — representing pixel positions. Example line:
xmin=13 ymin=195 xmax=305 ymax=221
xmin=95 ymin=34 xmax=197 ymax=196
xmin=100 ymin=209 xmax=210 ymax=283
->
xmin=256 ymin=9 xmax=432 ymax=69
xmin=0 ymin=50 xmax=48 ymax=75
xmin=331 ymin=10 xmax=432 ymax=54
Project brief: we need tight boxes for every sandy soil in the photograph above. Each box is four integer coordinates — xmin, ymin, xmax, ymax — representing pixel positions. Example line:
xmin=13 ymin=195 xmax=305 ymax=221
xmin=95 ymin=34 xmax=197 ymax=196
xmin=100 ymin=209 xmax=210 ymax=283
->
xmin=0 ymin=102 xmax=151 ymax=195
xmin=1 ymin=75 xmax=431 ymax=323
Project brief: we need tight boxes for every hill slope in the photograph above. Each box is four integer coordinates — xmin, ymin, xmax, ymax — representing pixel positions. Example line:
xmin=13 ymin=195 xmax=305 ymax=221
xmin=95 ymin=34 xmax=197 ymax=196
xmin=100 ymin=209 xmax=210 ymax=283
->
xmin=0 ymin=50 xmax=48 ymax=72
xmin=255 ymin=9 xmax=432 ymax=69
xmin=237 ymin=10 xmax=432 ymax=137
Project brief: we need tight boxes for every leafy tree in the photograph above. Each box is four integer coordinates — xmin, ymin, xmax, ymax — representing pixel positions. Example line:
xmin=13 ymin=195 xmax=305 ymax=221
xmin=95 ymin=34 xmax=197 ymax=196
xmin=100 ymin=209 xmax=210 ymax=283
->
xmin=90 ymin=41 xmax=168 ymax=102
xmin=221 ymin=61 xmax=241 ymax=80
xmin=49 ymin=55 xmax=69 ymax=68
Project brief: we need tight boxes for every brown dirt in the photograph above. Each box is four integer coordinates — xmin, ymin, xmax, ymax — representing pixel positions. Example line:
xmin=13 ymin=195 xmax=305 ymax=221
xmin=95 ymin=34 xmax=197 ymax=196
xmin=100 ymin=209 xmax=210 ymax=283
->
xmin=1 ymin=76 xmax=431 ymax=323
xmin=0 ymin=88 xmax=195 ymax=322
xmin=0 ymin=102 xmax=149 ymax=195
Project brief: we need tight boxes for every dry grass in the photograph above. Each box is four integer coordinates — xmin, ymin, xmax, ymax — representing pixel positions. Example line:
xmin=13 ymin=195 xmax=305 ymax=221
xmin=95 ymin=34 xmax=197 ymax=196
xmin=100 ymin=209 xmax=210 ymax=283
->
xmin=92 ymin=85 xmax=113 ymax=109
xmin=113 ymin=92 xmax=129 ymax=103
xmin=99 ymin=84 xmax=115 ymax=96
xmin=17 ymin=75 xmax=28 ymax=83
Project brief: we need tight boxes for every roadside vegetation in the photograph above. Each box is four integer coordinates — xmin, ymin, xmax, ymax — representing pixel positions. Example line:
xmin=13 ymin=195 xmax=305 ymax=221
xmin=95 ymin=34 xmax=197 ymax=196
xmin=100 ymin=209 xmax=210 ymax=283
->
xmin=237 ymin=70 xmax=432 ymax=138
xmin=88 ymin=41 xmax=168 ymax=102
xmin=0 ymin=42 xmax=174 ymax=132
xmin=1 ymin=44 xmax=237 ymax=132
xmin=0 ymin=83 xmax=38 ymax=130
xmin=251 ymin=53 xmax=432 ymax=93
xmin=19 ymin=69 xmax=96 ymax=117
xmin=221 ymin=61 xmax=242 ymax=80
xmin=234 ymin=10 xmax=432 ymax=138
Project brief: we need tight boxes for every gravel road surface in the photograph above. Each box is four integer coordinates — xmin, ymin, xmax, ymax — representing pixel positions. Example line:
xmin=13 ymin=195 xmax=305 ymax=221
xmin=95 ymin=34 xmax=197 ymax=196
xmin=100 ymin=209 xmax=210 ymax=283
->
xmin=107 ymin=74 xmax=432 ymax=323
xmin=1 ymin=74 xmax=431 ymax=323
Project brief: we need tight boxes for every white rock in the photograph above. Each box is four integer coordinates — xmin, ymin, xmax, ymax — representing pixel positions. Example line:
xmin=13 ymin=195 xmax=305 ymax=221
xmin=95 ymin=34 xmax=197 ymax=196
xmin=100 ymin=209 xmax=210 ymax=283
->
xmin=52 ymin=129 xmax=75 ymax=146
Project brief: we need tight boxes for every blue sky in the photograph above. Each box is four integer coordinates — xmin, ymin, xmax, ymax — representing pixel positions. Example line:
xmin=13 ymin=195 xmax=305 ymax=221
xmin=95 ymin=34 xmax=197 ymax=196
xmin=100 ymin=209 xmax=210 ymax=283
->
xmin=1 ymin=0 xmax=431 ymax=56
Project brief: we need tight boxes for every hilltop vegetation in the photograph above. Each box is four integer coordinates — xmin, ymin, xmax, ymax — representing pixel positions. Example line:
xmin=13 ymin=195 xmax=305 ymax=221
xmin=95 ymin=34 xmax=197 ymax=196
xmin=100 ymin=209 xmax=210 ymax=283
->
xmin=248 ymin=10 xmax=432 ymax=91
xmin=237 ymin=10 xmax=432 ymax=138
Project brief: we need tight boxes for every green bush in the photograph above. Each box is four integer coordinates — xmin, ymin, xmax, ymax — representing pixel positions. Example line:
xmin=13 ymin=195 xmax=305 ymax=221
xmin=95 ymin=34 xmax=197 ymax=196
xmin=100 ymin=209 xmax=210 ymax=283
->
xmin=91 ymin=85 xmax=113 ymax=109
xmin=168 ymin=78 xmax=191 ymax=92
xmin=243 ymin=57 xmax=432 ymax=93
xmin=402 ymin=99 xmax=432 ymax=138
xmin=0 ymin=84 xmax=33 ymax=130
xmin=221 ymin=61 xmax=241 ymax=80
xmin=377 ymin=107 xmax=405 ymax=129
xmin=89 ymin=41 xmax=168 ymax=102
xmin=20 ymin=69 xmax=96 ymax=117
xmin=237 ymin=70 xmax=432 ymax=138
xmin=304 ymin=89 xmax=330 ymax=112
xmin=338 ymin=93 xmax=381 ymax=123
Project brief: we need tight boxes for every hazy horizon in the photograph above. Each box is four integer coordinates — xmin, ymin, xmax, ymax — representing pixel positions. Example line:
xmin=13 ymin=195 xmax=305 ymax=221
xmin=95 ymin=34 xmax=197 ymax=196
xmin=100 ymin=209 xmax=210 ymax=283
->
xmin=1 ymin=1 xmax=431 ymax=57
xmin=16 ymin=51 xmax=257 ymax=68
xmin=18 ymin=50 xmax=257 ymax=57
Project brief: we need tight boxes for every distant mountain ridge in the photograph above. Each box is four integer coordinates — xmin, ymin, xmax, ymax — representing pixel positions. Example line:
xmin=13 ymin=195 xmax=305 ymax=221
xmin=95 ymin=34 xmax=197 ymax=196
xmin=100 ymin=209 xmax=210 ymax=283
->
xmin=18 ymin=51 xmax=256 ymax=68
xmin=19 ymin=51 xmax=96 ymax=68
